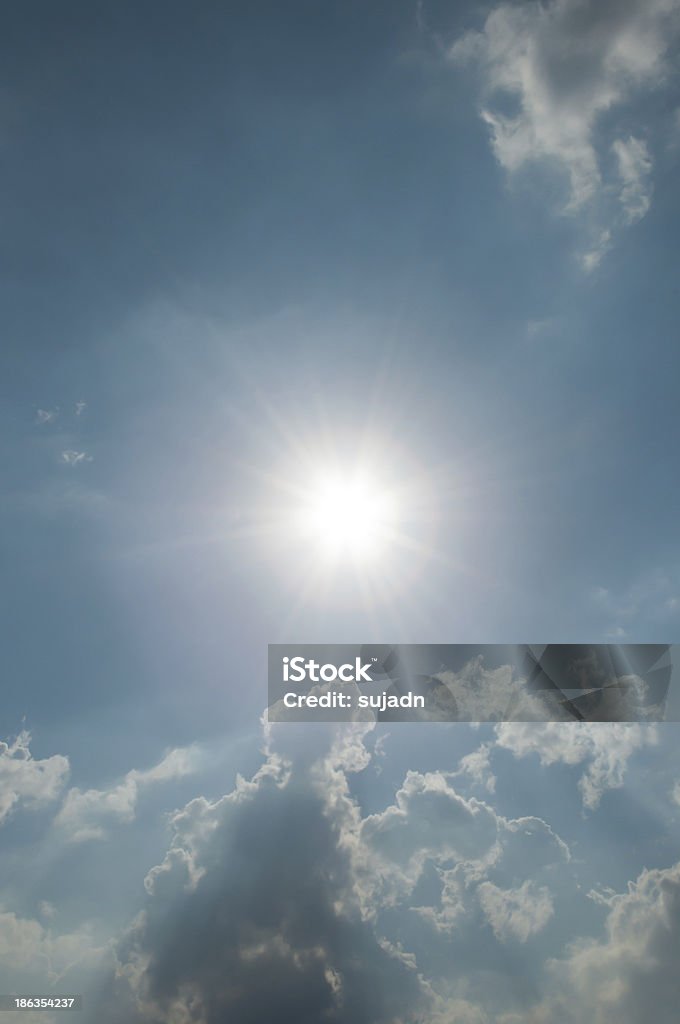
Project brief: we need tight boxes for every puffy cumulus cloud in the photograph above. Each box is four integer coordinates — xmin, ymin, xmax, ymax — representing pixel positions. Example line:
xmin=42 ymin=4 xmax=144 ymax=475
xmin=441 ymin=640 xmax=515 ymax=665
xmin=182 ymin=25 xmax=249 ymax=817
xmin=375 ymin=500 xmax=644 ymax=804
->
xmin=477 ymin=879 xmax=554 ymax=943
xmin=451 ymin=0 xmax=680 ymax=263
xmin=0 ymin=731 xmax=69 ymax=826
xmin=89 ymin=722 xmax=576 ymax=1024
xmin=54 ymin=746 xmax=200 ymax=843
xmin=495 ymin=722 xmax=657 ymax=808
xmin=359 ymin=773 xmax=569 ymax=940
xmin=358 ymin=770 xmax=497 ymax=880
xmin=416 ymin=847 xmax=560 ymax=941
xmin=515 ymin=862 xmax=680 ymax=1023
xmin=93 ymin=737 xmax=428 ymax=1024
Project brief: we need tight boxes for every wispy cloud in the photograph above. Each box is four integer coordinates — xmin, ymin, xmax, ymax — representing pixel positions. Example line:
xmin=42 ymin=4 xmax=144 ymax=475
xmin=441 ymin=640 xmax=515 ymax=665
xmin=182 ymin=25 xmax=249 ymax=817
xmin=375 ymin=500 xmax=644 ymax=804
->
xmin=451 ymin=0 xmax=680 ymax=266
xmin=35 ymin=408 xmax=58 ymax=425
xmin=60 ymin=450 xmax=93 ymax=466
xmin=614 ymin=135 xmax=654 ymax=225
xmin=495 ymin=721 xmax=657 ymax=809
xmin=54 ymin=746 xmax=201 ymax=842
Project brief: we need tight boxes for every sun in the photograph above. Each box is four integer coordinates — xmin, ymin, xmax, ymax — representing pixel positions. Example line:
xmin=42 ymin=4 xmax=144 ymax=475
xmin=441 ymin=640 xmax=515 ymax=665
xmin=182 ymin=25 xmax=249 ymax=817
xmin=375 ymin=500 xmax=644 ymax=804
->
xmin=233 ymin=423 xmax=446 ymax=626
xmin=297 ymin=472 xmax=397 ymax=560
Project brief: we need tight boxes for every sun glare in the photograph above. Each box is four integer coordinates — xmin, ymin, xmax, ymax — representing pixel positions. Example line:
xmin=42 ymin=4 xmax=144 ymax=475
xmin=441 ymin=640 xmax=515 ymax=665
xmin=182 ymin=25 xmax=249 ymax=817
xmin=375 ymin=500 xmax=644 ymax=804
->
xmin=237 ymin=418 xmax=446 ymax=627
xmin=299 ymin=473 xmax=396 ymax=559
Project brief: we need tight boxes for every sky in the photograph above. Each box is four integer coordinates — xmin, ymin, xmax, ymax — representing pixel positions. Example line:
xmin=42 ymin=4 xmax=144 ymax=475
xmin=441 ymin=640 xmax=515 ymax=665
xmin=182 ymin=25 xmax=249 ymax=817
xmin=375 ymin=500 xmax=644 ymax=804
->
xmin=1 ymin=1 xmax=680 ymax=1021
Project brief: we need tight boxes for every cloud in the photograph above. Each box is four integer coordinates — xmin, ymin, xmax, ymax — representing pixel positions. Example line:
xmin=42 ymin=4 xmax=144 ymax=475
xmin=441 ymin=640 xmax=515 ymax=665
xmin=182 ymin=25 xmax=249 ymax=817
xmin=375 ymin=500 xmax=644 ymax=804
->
xmin=35 ymin=408 xmax=58 ymax=424
xmin=0 ymin=908 xmax=99 ymax=980
xmin=355 ymin=760 xmax=569 ymax=947
xmin=613 ymin=135 xmax=653 ymax=224
xmin=0 ymin=731 xmax=69 ymax=826
xmin=54 ymin=747 xmax=200 ymax=843
xmin=495 ymin=722 xmax=657 ymax=808
xmin=354 ymin=769 xmax=505 ymax=922
xmin=60 ymin=450 xmax=93 ymax=466
xmin=524 ymin=862 xmax=680 ymax=1023
xmin=581 ymin=228 xmax=612 ymax=271
xmin=451 ymin=0 xmax=680 ymax=263
xmin=95 ymin=740 xmax=428 ymax=1024
xmin=37 ymin=717 xmax=674 ymax=1023
xmin=455 ymin=742 xmax=497 ymax=793
xmin=75 ymin=401 xmax=87 ymax=416
xmin=478 ymin=879 xmax=554 ymax=943
xmin=93 ymin=726 xmax=569 ymax=1021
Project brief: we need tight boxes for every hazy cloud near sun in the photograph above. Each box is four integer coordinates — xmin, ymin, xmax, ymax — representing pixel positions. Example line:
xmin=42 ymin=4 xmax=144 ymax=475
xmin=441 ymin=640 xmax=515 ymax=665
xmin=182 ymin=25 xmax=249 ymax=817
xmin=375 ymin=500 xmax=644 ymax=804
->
xmin=451 ymin=0 xmax=680 ymax=266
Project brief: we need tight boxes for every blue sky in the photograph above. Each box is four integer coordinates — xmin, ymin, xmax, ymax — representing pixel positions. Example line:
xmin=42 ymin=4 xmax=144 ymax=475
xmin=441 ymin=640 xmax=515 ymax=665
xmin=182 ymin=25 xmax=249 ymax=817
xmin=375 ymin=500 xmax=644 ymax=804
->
xmin=1 ymin=2 xmax=680 ymax=1021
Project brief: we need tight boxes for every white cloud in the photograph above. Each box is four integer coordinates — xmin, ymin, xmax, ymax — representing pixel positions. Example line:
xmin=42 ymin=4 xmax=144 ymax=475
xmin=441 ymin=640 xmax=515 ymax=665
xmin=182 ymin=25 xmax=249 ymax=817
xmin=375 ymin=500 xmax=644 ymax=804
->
xmin=359 ymin=770 xmax=499 ymax=886
xmin=350 ymin=758 xmax=570 ymax=939
xmin=529 ymin=862 xmax=680 ymax=1023
xmin=22 ymin=718 xmax=672 ymax=1023
xmin=478 ymin=879 xmax=554 ymax=943
xmin=581 ymin=228 xmax=612 ymax=271
xmin=495 ymin=722 xmax=657 ymax=808
xmin=35 ymin=408 xmax=58 ymax=424
xmin=54 ymin=747 xmax=200 ymax=842
xmin=60 ymin=450 xmax=92 ymax=466
xmin=613 ymin=135 xmax=653 ymax=224
xmin=74 ymin=401 xmax=87 ymax=416
xmin=0 ymin=908 xmax=101 ymax=981
xmin=451 ymin=0 xmax=680 ymax=263
xmin=0 ymin=731 xmax=69 ymax=826
xmin=455 ymin=743 xmax=497 ymax=793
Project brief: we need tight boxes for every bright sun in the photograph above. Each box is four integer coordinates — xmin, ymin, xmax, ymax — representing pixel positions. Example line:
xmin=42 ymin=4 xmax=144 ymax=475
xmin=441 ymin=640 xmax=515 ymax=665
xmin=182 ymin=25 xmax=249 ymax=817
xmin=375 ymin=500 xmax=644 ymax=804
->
xmin=298 ymin=473 xmax=396 ymax=560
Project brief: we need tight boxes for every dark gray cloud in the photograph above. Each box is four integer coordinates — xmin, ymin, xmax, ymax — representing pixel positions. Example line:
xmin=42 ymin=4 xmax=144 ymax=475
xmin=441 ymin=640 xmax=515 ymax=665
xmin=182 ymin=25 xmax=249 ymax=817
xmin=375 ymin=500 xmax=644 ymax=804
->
xmin=95 ymin=754 xmax=426 ymax=1024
